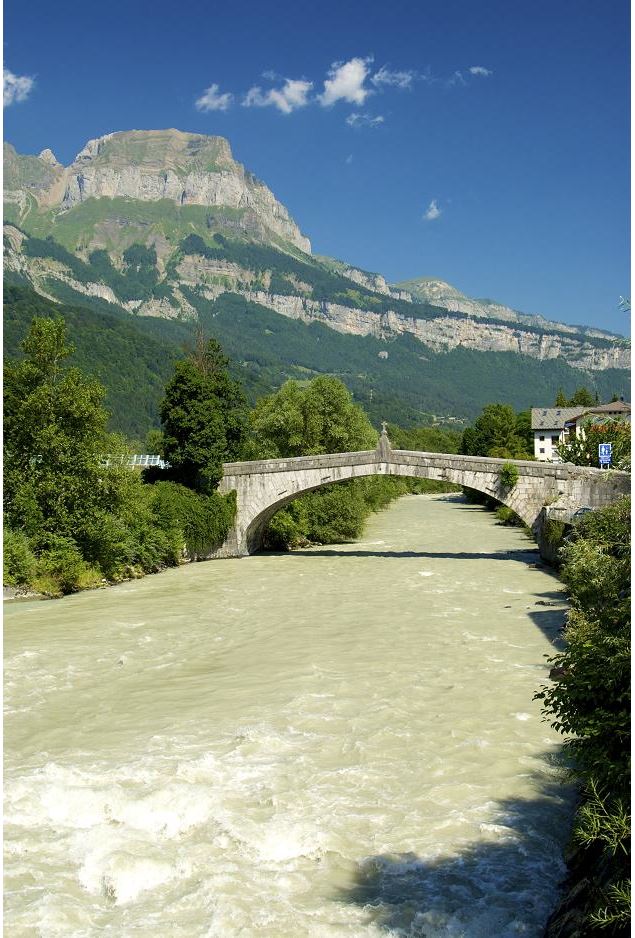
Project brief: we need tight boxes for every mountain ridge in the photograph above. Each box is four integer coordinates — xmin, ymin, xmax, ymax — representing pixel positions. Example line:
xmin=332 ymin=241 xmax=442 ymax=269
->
xmin=3 ymin=129 xmax=630 ymax=382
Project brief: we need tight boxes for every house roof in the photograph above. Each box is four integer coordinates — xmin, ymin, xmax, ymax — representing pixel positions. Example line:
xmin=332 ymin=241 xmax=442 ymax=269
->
xmin=531 ymin=407 xmax=584 ymax=430
xmin=583 ymin=401 xmax=631 ymax=414
xmin=531 ymin=401 xmax=631 ymax=430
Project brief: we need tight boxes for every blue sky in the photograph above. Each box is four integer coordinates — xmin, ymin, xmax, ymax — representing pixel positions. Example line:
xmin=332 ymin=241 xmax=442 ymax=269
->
xmin=4 ymin=0 xmax=631 ymax=334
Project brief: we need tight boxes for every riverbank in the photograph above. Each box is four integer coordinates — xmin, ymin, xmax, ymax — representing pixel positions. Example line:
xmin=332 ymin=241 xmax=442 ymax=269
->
xmin=3 ymin=484 xmax=459 ymax=602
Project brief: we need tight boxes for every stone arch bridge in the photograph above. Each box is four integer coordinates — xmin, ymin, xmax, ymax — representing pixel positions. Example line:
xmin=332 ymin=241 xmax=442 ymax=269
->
xmin=213 ymin=430 xmax=629 ymax=561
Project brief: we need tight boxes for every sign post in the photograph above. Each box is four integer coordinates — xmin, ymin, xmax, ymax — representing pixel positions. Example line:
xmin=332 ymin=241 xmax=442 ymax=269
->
xmin=598 ymin=442 xmax=612 ymax=468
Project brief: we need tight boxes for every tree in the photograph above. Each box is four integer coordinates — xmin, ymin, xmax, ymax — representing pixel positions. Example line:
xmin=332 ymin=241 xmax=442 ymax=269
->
xmin=247 ymin=377 xmax=386 ymax=548
xmin=159 ymin=335 xmax=247 ymax=491
xmin=460 ymin=403 xmax=532 ymax=459
xmin=556 ymin=418 xmax=630 ymax=470
xmin=4 ymin=317 xmax=112 ymax=539
xmin=247 ymin=376 xmax=376 ymax=458
xmin=570 ymin=386 xmax=598 ymax=407
xmin=553 ymin=387 xmax=599 ymax=407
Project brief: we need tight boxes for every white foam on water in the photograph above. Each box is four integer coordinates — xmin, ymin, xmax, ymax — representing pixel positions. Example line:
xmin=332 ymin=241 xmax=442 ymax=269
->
xmin=79 ymin=841 xmax=180 ymax=905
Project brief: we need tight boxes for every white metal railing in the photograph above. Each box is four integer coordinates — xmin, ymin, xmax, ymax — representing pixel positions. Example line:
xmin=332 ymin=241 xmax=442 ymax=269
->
xmin=99 ymin=454 xmax=171 ymax=469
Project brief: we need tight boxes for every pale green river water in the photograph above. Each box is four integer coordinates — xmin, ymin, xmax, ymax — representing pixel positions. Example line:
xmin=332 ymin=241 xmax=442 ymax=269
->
xmin=4 ymin=494 xmax=574 ymax=937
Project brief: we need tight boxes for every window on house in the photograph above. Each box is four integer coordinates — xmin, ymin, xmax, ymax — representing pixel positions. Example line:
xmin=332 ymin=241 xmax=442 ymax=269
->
xmin=539 ymin=447 xmax=545 ymax=454
xmin=551 ymin=436 xmax=559 ymax=444
xmin=539 ymin=435 xmax=545 ymax=441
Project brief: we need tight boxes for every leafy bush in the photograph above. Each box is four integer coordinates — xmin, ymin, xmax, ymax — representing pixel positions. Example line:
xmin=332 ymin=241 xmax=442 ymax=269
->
xmin=499 ymin=462 xmax=520 ymax=488
xmin=494 ymin=505 xmax=522 ymax=526
xmin=544 ymin=518 xmax=566 ymax=547
xmin=150 ymin=482 xmax=236 ymax=559
xmin=3 ymin=528 xmax=37 ymax=586
xmin=556 ymin=418 xmax=630 ymax=470
xmin=537 ymin=497 xmax=630 ymax=932
xmin=32 ymin=533 xmax=99 ymax=594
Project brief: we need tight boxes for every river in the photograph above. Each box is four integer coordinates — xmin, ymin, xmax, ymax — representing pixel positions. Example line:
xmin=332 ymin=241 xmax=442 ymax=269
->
xmin=4 ymin=494 xmax=574 ymax=937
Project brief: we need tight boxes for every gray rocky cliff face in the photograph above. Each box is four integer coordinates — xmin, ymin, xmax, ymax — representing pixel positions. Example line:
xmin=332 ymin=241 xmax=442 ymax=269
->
xmin=395 ymin=277 xmax=615 ymax=340
xmin=6 ymin=232 xmax=627 ymax=372
xmin=232 ymin=290 xmax=629 ymax=371
xmin=4 ymin=130 xmax=311 ymax=253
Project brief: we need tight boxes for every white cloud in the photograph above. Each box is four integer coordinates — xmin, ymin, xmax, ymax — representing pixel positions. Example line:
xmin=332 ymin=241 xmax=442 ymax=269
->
xmin=243 ymin=78 xmax=313 ymax=114
xmin=319 ymin=56 xmax=373 ymax=107
xmin=371 ymin=65 xmax=415 ymax=89
xmin=447 ymin=70 xmax=467 ymax=87
xmin=345 ymin=154 xmax=353 ymax=164
xmin=195 ymin=83 xmax=233 ymax=112
xmin=3 ymin=68 xmax=34 ymax=107
xmin=346 ymin=112 xmax=384 ymax=128
xmin=469 ymin=66 xmax=493 ymax=77
xmin=423 ymin=199 xmax=441 ymax=221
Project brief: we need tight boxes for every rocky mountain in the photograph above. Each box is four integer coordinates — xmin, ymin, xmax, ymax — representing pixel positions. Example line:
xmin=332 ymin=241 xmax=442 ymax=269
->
xmin=395 ymin=277 xmax=617 ymax=340
xmin=3 ymin=129 xmax=630 ymax=384
xmin=3 ymin=129 xmax=311 ymax=252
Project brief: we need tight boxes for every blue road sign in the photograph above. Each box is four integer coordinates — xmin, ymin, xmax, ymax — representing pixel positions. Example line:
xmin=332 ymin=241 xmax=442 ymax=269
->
xmin=598 ymin=442 xmax=612 ymax=466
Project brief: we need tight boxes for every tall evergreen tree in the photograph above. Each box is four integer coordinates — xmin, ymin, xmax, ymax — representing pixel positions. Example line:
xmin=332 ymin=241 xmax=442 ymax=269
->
xmin=159 ymin=333 xmax=247 ymax=491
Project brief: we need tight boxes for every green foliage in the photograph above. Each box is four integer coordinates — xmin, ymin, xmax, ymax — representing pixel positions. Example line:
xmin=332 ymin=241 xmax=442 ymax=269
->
xmin=536 ymin=498 xmax=630 ymax=932
xmin=4 ymin=316 xmax=111 ymax=541
xmin=499 ymin=462 xmax=520 ymax=488
xmin=246 ymin=377 xmax=458 ymax=549
xmin=32 ymin=534 xmax=100 ymax=595
xmin=386 ymin=422 xmax=461 ymax=453
xmin=88 ymin=245 xmax=168 ymax=302
xmin=23 ymin=235 xmax=173 ymax=303
xmin=145 ymin=428 xmax=165 ymax=455
xmin=2 ymin=315 xmax=236 ymax=595
xmin=544 ymin=518 xmax=566 ymax=547
xmin=5 ymin=281 xmax=629 ymax=440
xmin=150 ymin=482 xmax=236 ymax=559
xmin=3 ymin=283 xmax=181 ymax=438
xmin=494 ymin=506 xmax=523 ymax=526
xmin=246 ymin=376 xmax=381 ymax=548
xmin=556 ymin=418 xmax=630 ymax=470
xmin=554 ymin=386 xmax=599 ymax=407
xmin=159 ymin=334 xmax=248 ymax=491
xmin=23 ymin=236 xmax=93 ymax=281
xmin=247 ymin=375 xmax=377 ymax=458
xmin=3 ymin=528 xmax=37 ymax=586
xmin=460 ymin=403 xmax=534 ymax=459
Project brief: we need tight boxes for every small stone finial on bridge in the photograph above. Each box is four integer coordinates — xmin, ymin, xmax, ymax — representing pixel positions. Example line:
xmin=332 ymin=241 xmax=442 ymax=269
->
xmin=377 ymin=421 xmax=392 ymax=460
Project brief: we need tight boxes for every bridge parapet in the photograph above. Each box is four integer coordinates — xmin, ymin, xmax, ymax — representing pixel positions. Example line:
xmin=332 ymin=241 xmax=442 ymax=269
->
xmin=215 ymin=448 xmax=629 ymax=561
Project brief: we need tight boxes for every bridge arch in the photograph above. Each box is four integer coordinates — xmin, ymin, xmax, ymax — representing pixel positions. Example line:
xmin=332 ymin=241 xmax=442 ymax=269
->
xmin=241 ymin=459 xmax=535 ymax=555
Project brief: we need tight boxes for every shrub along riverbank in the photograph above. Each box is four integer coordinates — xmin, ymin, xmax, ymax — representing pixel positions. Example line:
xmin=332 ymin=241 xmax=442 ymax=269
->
xmin=539 ymin=498 xmax=630 ymax=937
xmin=3 ymin=318 xmax=239 ymax=597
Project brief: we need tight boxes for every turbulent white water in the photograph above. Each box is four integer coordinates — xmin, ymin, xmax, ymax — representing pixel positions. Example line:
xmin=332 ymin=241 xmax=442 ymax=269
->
xmin=4 ymin=495 xmax=574 ymax=937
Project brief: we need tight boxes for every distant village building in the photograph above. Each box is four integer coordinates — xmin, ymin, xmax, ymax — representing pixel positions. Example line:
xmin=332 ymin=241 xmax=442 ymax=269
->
xmin=531 ymin=401 xmax=631 ymax=462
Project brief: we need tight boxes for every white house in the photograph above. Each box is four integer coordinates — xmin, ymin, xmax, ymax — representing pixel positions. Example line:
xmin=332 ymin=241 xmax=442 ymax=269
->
xmin=531 ymin=401 xmax=630 ymax=462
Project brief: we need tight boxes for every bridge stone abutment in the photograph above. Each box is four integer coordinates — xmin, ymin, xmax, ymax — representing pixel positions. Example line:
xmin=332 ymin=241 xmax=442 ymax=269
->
xmin=212 ymin=440 xmax=629 ymax=562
